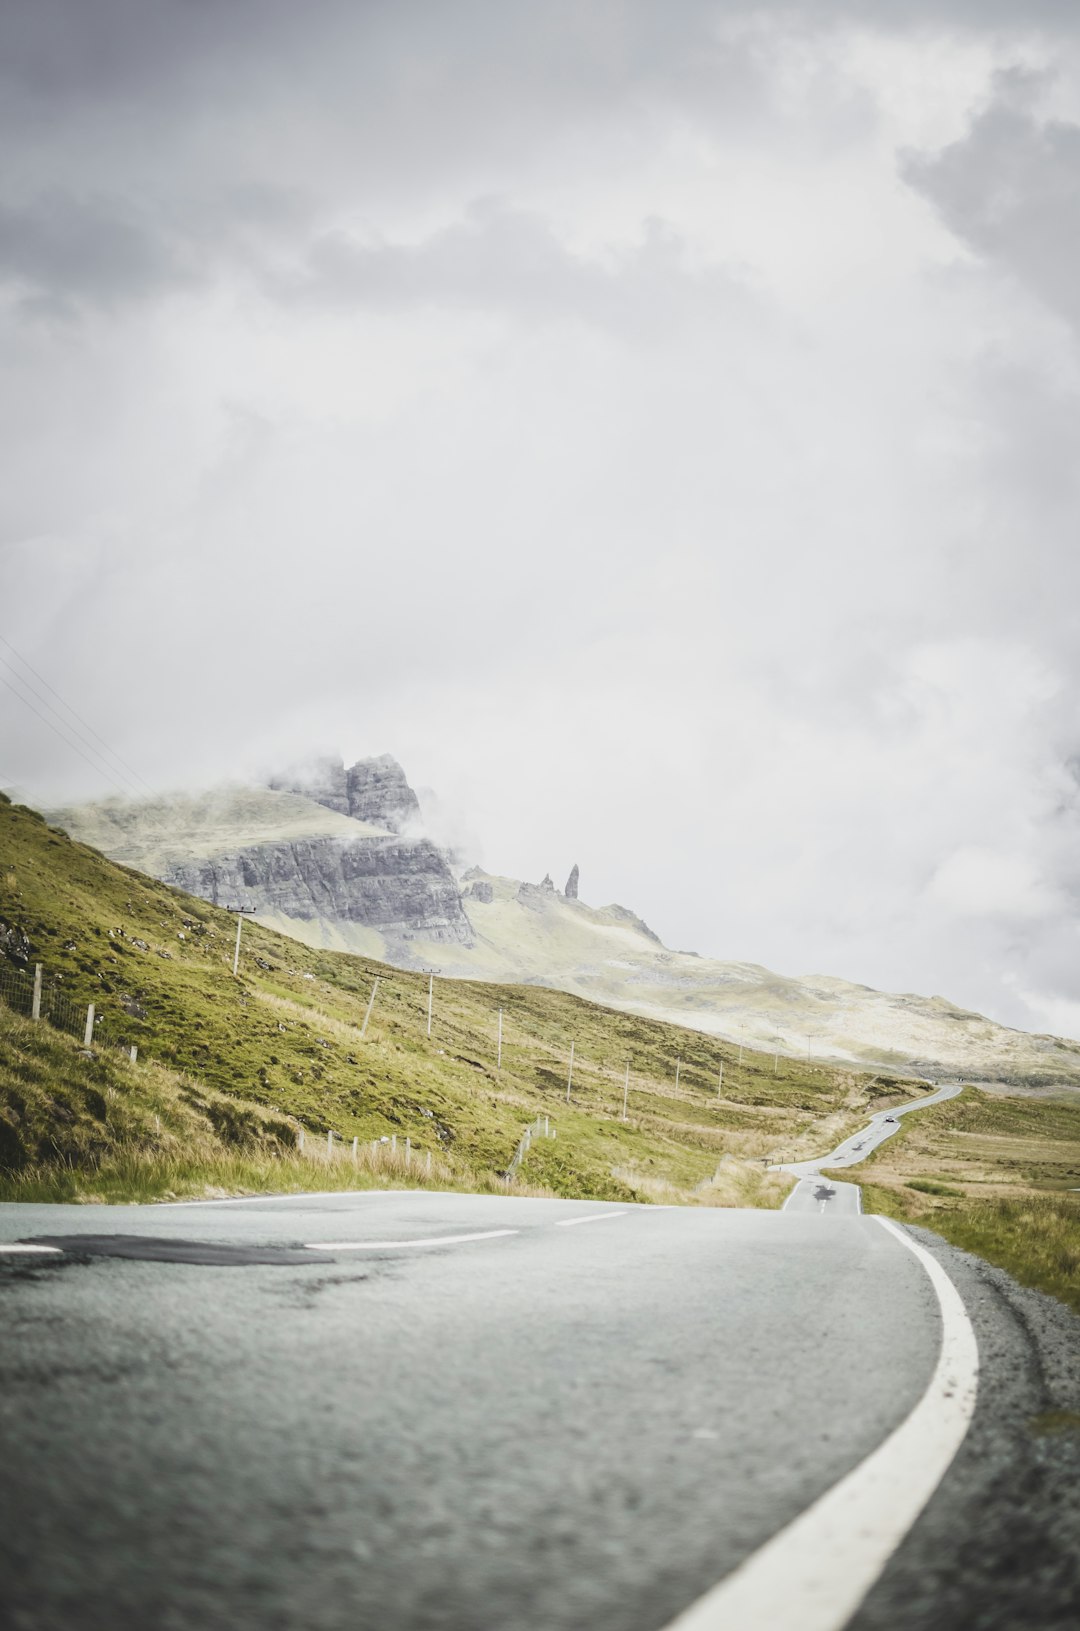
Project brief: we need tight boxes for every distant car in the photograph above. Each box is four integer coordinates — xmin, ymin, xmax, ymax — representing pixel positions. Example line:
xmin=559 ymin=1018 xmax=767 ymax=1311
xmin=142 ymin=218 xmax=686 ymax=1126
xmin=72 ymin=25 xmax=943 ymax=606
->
xmin=884 ymin=1115 xmax=897 ymax=1123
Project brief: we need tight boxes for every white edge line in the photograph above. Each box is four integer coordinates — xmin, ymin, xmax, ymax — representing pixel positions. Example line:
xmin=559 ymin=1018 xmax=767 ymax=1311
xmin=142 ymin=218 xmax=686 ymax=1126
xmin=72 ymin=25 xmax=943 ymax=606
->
xmin=658 ymin=1215 xmax=978 ymax=1631
xmin=306 ymin=1229 xmax=518 ymax=1251
xmin=0 ymin=1244 xmax=63 ymax=1255
xmin=554 ymin=1211 xmax=628 ymax=1228
xmin=780 ymin=1180 xmax=803 ymax=1212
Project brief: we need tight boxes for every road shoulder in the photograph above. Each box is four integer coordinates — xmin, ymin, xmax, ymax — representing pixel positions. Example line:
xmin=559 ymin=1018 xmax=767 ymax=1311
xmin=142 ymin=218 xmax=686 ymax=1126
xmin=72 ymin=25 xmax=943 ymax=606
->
xmin=849 ymin=1225 xmax=1080 ymax=1631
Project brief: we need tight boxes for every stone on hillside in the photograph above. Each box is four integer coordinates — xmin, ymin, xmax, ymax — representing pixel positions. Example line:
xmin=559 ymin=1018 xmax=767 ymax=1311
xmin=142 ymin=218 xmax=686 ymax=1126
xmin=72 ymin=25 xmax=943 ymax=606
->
xmin=0 ymin=920 xmax=30 ymax=968
xmin=540 ymin=874 xmax=555 ymax=891
xmin=464 ymin=880 xmax=494 ymax=904
xmin=565 ymin=864 xmax=579 ymax=899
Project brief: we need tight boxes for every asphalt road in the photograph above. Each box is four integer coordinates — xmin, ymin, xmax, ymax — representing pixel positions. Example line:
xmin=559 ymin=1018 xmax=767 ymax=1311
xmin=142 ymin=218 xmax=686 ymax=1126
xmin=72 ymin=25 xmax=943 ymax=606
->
xmin=779 ymin=1080 xmax=965 ymax=1216
xmin=1 ymin=1180 xmax=1079 ymax=1630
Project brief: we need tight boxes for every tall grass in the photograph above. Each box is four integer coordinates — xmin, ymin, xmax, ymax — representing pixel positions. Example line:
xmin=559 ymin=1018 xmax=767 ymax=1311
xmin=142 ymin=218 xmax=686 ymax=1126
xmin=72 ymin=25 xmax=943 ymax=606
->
xmin=0 ymin=1133 xmax=554 ymax=1206
xmin=865 ymin=1183 xmax=1080 ymax=1314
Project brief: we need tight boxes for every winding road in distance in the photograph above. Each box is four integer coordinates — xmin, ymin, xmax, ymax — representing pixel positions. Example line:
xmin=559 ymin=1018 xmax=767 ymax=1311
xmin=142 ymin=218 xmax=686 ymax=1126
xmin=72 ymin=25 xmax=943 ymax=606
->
xmin=779 ymin=1079 xmax=964 ymax=1217
xmin=1 ymin=1076 xmax=1078 ymax=1631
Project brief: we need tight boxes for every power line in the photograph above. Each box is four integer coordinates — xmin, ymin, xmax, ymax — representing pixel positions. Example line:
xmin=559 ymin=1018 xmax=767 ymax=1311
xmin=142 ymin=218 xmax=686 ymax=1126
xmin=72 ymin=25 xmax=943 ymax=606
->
xmin=0 ymin=654 xmax=145 ymax=801
xmin=0 ymin=671 xmax=135 ymax=799
xmin=0 ymin=632 xmax=154 ymax=797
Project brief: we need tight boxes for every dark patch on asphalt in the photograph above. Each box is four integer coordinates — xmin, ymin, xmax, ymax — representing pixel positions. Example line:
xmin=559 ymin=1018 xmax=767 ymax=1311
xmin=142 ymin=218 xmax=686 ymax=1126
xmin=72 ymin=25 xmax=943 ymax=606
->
xmin=25 ymin=1235 xmax=324 ymax=1266
xmin=267 ymin=1269 xmax=373 ymax=1309
xmin=813 ymin=1184 xmax=837 ymax=1203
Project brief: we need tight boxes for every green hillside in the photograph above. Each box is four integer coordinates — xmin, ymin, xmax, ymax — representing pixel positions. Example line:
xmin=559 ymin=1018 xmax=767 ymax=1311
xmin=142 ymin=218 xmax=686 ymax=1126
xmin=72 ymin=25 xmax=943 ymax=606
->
xmin=0 ymin=794 xmax=920 ymax=1203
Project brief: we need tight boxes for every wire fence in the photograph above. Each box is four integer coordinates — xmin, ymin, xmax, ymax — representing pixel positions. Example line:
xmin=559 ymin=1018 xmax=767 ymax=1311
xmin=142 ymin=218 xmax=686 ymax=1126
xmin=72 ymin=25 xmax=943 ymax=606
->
xmin=0 ymin=958 xmax=551 ymax=1181
xmin=0 ymin=961 xmax=141 ymax=1058
xmin=507 ymin=1115 xmax=556 ymax=1177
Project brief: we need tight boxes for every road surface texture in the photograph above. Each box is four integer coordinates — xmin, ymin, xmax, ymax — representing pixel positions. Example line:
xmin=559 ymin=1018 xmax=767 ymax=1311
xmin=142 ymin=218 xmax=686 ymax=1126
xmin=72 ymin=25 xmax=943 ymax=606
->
xmin=1 ymin=1169 xmax=1078 ymax=1627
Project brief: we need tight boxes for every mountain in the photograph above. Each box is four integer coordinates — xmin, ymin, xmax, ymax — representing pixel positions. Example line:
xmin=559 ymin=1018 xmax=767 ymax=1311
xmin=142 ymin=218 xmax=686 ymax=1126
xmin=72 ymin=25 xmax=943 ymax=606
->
xmin=50 ymin=759 xmax=1080 ymax=1089
xmin=54 ymin=770 xmax=471 ymax=955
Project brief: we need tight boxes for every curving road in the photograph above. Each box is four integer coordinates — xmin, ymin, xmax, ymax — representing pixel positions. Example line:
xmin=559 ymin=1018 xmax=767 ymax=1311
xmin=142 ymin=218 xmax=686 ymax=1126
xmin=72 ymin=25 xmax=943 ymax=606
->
xmin=779 ymin=1079 xmax=965 ymax=1216
xmin=1 ymin=1138 xmax=1078 ymax=1630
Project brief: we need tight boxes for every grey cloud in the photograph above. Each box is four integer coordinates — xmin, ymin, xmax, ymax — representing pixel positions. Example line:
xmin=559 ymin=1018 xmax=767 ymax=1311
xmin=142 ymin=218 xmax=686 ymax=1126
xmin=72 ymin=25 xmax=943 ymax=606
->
xmin=0 ymin=192 xmax=196 ymax=313
xmin=8 ymin=2 xmax=1080 ymax=1043
xmin=903 ymin=72 xmax=1080 ymax=330
xmin=280 ymin=200 xmax=755 ymax=333
xmin=0 ymin=183 xmax=324 ymax=316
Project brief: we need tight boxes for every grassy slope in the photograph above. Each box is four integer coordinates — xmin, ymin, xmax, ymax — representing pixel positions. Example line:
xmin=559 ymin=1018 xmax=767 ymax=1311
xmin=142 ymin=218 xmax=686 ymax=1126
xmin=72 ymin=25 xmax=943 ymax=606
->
xmin=0 ymin=795 xmax=917 ymax=1204
xmin=828 ymin=1089 xmax=1080 ymax=1312
xmin=0 ymin=1007 xmax=533 ymax=1204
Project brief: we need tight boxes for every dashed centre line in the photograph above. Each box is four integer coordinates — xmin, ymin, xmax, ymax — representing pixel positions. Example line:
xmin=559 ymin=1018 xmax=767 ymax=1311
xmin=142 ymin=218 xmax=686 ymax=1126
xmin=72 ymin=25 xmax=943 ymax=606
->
xmin=306 ymin=1229 xmax=519 ymax=1252
xmin=554 ymin=1211 xmax=628 ymax=1228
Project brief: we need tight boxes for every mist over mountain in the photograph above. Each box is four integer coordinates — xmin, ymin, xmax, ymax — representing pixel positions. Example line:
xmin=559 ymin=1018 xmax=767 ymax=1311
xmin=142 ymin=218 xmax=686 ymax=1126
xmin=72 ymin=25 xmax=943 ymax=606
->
xmin=51 ymin=755 xmax=1080 ymax=1090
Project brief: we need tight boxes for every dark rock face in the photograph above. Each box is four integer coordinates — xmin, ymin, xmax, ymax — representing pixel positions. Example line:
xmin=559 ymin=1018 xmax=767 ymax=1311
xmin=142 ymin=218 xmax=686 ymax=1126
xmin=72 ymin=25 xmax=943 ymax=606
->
xmin=269 ymin=754 xmax=420 ymax=834
xmin=540 ymin=874 xmax=555 ymax=892
xmin=343 ymin=757 xmax=420 ymax=832
xmin=164 ymin=833 xmax=471 ymax=944
xmin=565 ymin=864 xmax=579 ymax=899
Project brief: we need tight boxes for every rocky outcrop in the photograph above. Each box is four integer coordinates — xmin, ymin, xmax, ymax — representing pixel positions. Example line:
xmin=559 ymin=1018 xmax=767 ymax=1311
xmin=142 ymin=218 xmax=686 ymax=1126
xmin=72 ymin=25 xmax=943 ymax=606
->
xmin=463 ymin=879 xmax=494 ymax=904
xmin=0 ymin=919 xmax=30 ymax=969
xmin=565 ymin=864 xmax=579 ymax=899
xmin=163 ymin=833 xmax=471 ymax=944
xmin=343 ymin=756 xmax=421 ymax=832
xmin=269 ymin=754 xmax=420 ymax=834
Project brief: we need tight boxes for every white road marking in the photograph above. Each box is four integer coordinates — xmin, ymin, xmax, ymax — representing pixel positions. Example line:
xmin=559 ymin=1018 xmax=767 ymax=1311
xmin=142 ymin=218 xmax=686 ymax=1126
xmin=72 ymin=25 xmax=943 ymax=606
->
xmin=659 ymin=1216 xmax=979 ymax=1631
xmin=158 ymin=1189 xmax=394 ymax=1208
xmin=0 ymin=1243 xmax=62 ymax=1255
xmin=554 ymin=1211 xmax=628 ymax=1227
xmin=780 ymin=1182 xmax=803 ymax=1213
xmin=306 ymin=1229 xmax=518 ymax=1252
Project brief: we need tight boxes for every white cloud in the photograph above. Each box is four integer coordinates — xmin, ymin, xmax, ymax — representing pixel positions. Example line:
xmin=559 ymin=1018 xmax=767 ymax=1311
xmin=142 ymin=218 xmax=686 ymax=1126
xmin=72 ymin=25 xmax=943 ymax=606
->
xmin=5 ymin=4 xmax=1080 ymax=1036
xmin=928 ymin=848 xmax=1057 ymax=920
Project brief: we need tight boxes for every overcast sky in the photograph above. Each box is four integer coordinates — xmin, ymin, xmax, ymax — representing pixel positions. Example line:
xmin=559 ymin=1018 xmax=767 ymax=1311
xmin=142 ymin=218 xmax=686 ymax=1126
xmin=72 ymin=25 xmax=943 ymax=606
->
xmin=4 ymin=2 xmax=1080 ymax=1035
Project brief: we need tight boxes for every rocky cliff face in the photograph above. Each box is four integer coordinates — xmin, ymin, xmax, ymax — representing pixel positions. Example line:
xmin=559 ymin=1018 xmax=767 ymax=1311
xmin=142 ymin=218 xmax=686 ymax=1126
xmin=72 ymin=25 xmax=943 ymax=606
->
xmin=53 ymin=767 xmax=472 ymax=950
xmin=269 ymin=754 xmax=421 ymax=834
xmin=163 ymin=832 xmax=469 ymax=943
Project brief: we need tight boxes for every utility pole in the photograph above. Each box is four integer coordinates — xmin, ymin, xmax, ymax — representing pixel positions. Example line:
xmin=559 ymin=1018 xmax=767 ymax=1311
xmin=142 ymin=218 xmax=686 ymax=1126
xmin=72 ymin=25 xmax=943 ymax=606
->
xmin=566 ymin=1040 xmax=575 ymax=1103
xmin=622 ymin=1060 xmax=630 ymax=1121
xmin=227 ymin=904 xmax=257 ymax=976
xmin=675 ymin=1056 xmax=681 ymax=1091
xmin=497 ymin=1007 xmax=503 ymax=1071
xmin=718 ymin=1061 xmax=724 ymax=1097
xmin=361 ymin=977 xmax=379 ymax=1038
xmin=773 ymin=1049 xmax=779 ymax=1075
xmin=427 ymin=970 xmax=433 ymax=1037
